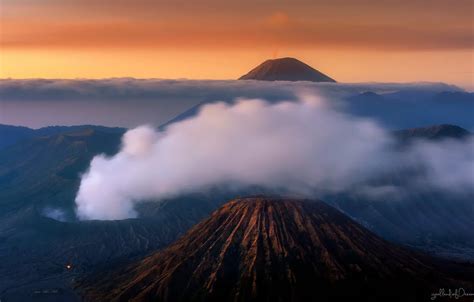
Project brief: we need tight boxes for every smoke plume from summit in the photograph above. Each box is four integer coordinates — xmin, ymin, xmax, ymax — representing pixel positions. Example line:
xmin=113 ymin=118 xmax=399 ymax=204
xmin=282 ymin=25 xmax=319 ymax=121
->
xmin=75 ymin=95 xmax=474 ymax=220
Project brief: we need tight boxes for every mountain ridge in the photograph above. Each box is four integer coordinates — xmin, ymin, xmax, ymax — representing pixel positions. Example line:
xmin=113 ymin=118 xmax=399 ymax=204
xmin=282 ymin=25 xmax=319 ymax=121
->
xmin=394 ymin=124 xmax=470 ymax=141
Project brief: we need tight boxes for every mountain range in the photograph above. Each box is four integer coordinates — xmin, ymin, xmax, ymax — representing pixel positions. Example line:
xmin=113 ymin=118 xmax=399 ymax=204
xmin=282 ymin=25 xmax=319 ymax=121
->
xmin=1 ymin=57 xmax=473 ymax=301
xmin=345 ymin=90 xmax=474 ymax=129
xmin=157 ymin=90 xmax=474 ymax=131
xmin=0 ymin=124 xmax=124 ymax=150
xmin=0 ymin=122 xmax=473 ymax=300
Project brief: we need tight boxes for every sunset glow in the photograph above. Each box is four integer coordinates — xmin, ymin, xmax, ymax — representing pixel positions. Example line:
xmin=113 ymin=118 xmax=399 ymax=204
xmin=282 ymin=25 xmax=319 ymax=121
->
xmin=1 ymin=0 xmax=473 ymax=88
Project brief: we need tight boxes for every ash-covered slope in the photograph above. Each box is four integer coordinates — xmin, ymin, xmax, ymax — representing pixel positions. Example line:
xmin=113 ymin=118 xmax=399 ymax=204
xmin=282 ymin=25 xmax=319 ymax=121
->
xmin=239 ymin=57 xmax=336 ymax=82
xmin=84 ymin=197 xmax=472 ymax=302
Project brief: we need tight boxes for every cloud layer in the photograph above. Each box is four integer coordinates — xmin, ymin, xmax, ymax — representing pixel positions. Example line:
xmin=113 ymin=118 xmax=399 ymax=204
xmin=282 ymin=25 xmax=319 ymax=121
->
xmin=1 ymin=79 xmax=469 ymax=129
xmin=75 ymin=95 xmax=474 ymax=220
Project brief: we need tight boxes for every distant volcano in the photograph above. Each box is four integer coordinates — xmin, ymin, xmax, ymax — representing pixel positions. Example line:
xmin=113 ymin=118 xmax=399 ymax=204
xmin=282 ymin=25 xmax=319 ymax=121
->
xmin=83 ymin=197 xmax=473 ymax=302
xmin=239 ymin=57 xmax=336 ymax=82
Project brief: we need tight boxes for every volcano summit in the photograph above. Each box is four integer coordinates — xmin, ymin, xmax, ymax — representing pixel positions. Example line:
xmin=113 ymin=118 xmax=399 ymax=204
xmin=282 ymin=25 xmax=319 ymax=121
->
xmin=239 ymin=57 xmax=336 ymax=82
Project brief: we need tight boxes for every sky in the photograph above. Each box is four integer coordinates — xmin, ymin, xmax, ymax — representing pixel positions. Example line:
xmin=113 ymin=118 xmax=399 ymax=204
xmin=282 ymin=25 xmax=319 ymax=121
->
xmin=0 ymin=0 xmax=473 ymax=89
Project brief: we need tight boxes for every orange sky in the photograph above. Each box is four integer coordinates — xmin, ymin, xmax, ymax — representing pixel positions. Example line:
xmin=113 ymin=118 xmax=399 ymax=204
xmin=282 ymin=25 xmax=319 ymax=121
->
xmin=1 ymin=0 xmax=473 ymax=89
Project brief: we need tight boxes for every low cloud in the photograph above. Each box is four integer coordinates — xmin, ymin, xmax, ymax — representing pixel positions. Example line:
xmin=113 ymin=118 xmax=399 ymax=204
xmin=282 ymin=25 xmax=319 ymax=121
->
xmin=75 ymin=95 xmax=474 ymax=220
xmin=1 ymin=79 xmax=468 ymax=129
xmin=1 ymin=79 xmax=457 ymax=101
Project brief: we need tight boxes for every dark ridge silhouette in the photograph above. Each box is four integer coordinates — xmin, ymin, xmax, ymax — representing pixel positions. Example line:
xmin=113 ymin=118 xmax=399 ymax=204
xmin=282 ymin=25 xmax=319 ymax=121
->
xmin=0 ymin=124 xmax=125 ymax=150
xmin=395 ymin=124 xmax=470 ymax=141
xmin=83 ymin=197 xmax=473 ymax=302
xmin=239 ymin=57 xmax=336 ymax=82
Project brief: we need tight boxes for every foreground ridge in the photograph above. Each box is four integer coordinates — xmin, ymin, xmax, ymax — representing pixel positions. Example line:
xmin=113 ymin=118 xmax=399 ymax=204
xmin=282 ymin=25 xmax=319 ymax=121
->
xmin=84 ymin=197 xmax=473 ymax=302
